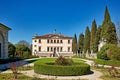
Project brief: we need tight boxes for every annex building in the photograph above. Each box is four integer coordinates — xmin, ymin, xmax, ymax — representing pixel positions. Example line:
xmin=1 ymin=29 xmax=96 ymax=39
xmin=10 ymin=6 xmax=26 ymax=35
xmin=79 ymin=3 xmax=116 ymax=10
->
xmin=0 ymin=23 xmax=11 ymax=59
xmin=32 ymin=33 xmax=73 ymax=57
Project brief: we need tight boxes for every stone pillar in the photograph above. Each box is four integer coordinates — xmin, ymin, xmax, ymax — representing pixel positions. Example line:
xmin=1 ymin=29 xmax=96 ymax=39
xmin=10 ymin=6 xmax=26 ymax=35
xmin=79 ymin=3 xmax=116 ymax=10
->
xmin=4 ymin=32 xmax=8 ymax=59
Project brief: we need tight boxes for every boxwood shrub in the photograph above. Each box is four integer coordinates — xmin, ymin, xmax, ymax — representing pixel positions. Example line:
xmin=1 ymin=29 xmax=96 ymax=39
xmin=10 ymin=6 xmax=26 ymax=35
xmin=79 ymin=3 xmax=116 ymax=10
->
xmin=34 ymin=58 xmax=90 ymax=76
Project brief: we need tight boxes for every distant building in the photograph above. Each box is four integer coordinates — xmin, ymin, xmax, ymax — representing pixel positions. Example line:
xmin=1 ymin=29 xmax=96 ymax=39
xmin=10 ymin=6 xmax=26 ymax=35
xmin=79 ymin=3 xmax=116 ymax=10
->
xmin=32 ymin=33 xmax=73 ymax=57
xmin=0 ymin=23 xmax=11 ymax=59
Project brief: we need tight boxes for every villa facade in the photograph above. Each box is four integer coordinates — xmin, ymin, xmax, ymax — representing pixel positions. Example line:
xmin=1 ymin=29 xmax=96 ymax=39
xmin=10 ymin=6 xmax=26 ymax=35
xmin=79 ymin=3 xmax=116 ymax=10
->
xmin=0 ymin=23 xmax=11 ymax=59
xmin=32 ymin=34 xmax=73 ymax=57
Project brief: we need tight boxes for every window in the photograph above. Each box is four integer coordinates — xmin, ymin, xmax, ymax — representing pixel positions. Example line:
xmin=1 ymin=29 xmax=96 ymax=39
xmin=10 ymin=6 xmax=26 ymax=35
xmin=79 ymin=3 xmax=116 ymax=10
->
xmin=51 ymin=47 xmax=53 ymax=51
xmin=54 ymin=40 xmax=56 ymax=43
xmin=39 ymin=47 xmax=41 ymax=51
xmin=68 ymin=40 xmax=70 ymax=44
xmin=51 ymin=40 xmax=53 ymax=43
xmin=34 ymin=49 xmax=36 ymax=52
xmin=60 ymin=40 xmax=63 ymax=43
xmin=57 ymin=47 xmax=59 ymax=52
xmin=34 ymin=40 xmax=37 ymax=42
xmin=60 ymin=47 xmax=63 ymax=52
xmin=47 ymin=40 xmax=49 ymax=43
xmin=57 ymin=40 xmax=59 ymax=43
xmin=47 ymin=47 xmax=49 ymax=52
xmin=34 ymin=45 xmax=37 ymax=47
xmin=68 ymin=47 xmax=70 ymax=52
xmin=39 ymin=39 xmax=41 ymax=43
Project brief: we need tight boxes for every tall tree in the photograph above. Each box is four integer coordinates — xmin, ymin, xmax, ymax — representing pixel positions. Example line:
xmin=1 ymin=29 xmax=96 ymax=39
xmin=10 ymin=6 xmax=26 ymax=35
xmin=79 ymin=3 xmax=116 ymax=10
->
xmin=101 ymin=6 xmax=117 ymax=45
xmin=106 ymin=22 xmax=117 ymax=44
xmin=93 ymin=26 xmax=102 ymax=52
xmin=84 ymin=26 xmax=91 ymax=53
xmin=90 ymin=19 xmax=97 ymax=52
xmin=15 ymin=44 xmax=31 ymax=57
xmin=8 ymin=42 xmax=16 ymax=57
xmin=17 ymin=40 xmax=31 ymax=48
xmin=72 ymin=33 xmax=77 ymax=54
xmin=78 ymin=33 xmax=84 ymax=53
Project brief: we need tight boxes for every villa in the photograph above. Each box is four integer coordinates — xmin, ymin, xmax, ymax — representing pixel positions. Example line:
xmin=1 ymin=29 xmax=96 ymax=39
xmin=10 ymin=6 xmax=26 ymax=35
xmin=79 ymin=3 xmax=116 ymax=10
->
xmin=32 ymin=33 xmax=73 ymax=57
xmin=0 ymin=23 xmax=11 ymax=59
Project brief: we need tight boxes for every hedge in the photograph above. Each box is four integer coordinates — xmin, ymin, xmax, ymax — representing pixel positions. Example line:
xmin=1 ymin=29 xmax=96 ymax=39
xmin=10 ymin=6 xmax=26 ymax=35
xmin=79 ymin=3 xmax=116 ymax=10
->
xmin=34 ymin=58 xmax=90 ymax=76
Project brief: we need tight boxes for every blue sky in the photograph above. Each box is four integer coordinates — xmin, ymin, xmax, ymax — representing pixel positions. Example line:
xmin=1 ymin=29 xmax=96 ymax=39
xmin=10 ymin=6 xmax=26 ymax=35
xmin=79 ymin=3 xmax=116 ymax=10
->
xmin=0 ymin=0 xmax=120 ymax=44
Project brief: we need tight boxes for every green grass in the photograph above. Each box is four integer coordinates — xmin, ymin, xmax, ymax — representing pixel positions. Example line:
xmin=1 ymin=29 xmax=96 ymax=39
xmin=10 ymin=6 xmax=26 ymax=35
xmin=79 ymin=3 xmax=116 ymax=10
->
xmin=94 ymin=59 xmax=120 ymax=67
xmin=0 ymin=73 xmax=88 ymax=80
xmin=92 ymin=67 xmax=120 ymax=80
xmin=72 ymin=58 xmax=85 ymax=63
xmin=0 ymin=73 xmax=46 ymax=80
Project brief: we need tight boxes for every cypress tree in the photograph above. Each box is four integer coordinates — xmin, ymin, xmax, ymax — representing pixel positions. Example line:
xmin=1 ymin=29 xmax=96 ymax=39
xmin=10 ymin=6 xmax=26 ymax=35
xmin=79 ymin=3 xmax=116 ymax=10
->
xmin=90 ymin=19 xmax=97 ymax=52
xmin=84 ymin=26 xmax=91 ymax=53
xmin=106 ymin=22 xmax=117 ymax=44
xmin=72 ymin=33 xmax=77 ymax=53
xmin=93 ymin=26 xmax=102 ymax=52
xmin=78 ymin=33 xmax=84 ymax=53
xmin=101 ymin=6 xmax=117 ymax=45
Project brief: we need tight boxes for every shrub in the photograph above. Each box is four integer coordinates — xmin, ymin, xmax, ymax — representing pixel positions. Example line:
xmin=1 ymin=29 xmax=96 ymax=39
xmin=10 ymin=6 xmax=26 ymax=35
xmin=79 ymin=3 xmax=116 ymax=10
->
xmin=34 ymin=58 xmax=90 ymax=76
xmin=97 ymin=44 xmax=114 ymax=60
xmin=23 ymin=51 xmax=30 ymax=58
xmin=107 ymin=46 xmax=120 ymax=60
xmin=55 ymin=56 xmax=73 ymax=66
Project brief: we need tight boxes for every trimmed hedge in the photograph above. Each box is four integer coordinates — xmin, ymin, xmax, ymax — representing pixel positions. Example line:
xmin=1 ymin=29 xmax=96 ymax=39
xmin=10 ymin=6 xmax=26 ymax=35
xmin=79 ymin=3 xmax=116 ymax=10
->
xmin=34 ymin=58 xmax=90 ymax=76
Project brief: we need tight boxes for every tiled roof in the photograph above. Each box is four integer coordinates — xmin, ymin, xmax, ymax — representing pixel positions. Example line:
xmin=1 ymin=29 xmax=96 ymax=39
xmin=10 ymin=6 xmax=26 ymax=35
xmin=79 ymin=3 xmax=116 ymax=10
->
xmin=33 ymin=34 xmax=72 ymax=39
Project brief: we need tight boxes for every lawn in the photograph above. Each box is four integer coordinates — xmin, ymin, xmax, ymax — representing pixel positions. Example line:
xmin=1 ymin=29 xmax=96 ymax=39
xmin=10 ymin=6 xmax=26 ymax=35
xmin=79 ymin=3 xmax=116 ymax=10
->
xmin=92 ymin=67 xmax=120 ymax=80
xmin=0 ymin=73 xmax=46 ymax=80
xmin=94 ymin=59 xmax=120 ymax=67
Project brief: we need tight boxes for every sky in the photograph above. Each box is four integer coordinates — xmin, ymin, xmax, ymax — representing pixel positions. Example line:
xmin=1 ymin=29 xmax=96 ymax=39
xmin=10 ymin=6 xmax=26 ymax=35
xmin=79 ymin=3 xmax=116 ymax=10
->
xmin=0 ymin=0 xmax=120 ymax=44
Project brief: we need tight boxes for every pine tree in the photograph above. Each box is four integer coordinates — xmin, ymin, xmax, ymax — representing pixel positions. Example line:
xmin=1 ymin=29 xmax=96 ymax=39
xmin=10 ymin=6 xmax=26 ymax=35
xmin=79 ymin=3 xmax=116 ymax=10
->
xmin=72 ymin=33 xmax=77 ymax=53
xmin=84 ymin=26 xmax=91 ymax=53
xmin=78 ymin=33 xmax=84 ymax=53
xmin=90 ymin=19 xmax=97 ymax=52
xmin=101 ymin=6 xmax=117 ymax=45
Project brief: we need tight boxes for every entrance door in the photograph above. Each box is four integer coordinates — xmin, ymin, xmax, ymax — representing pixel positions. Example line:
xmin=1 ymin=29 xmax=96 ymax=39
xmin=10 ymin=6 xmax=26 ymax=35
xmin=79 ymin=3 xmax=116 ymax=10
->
xmin=0 ymin=43 xmax=1 ymax=58
xmin=53 ymin=47 xmax=56 ymax=57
